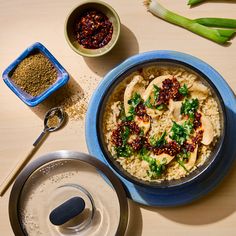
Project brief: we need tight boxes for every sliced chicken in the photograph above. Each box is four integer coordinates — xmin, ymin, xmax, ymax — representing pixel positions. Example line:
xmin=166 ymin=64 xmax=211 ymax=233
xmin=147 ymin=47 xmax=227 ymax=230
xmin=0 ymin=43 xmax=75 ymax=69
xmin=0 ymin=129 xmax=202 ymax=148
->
xmin=134 ymin=116 xmax=150 ymax=135
xmin=143 ymin=75 xmax=171 ymax=118
xmin=200 ymin=114 xmax=214 ymax=145
xmin=124 ymin=75 xmax=145 ymax=115
xmin=145 ymin=108 xmax=163 ymax=119
xmin=168 ymin=99 xmax=182 ymax=121
xmin=189 ymin=82 xmax=209 ymax=101
xmin=185 ymin=145 xmax=198 ymax=171
xmin=143 ymin=75 xmax=171 ymax=101
xmin=153 ymin=153 xmax=174 ymax=165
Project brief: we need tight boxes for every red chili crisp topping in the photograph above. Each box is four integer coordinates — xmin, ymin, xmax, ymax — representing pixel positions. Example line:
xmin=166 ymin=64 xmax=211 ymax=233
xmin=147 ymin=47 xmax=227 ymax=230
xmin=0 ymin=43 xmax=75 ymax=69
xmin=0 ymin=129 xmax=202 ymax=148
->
xmin=193 ymin=112 xmax=202 ymax=129
xmin=183 ymin=130 xmax=204 ymax=153
xmin=111 ymin=121 xmax=140 ymax=147
xmin=183 ymin=142 xmax=195 ymax=152
xmin=111 ymin=128 xmax=123 ymax=147
xmin=135 ymin=103 xmax=150 ymax=122
xmin=152 ymin=141 xmax=181 ymax=156
xmin=75 ymin=9 xmax=113 ymax=49
xmin=157 ymin=77 xmax=183 ymax=105
xmin=192 ymin=130 xmax=204 ymax=145
xmin=129 ymin=136 xmax=143 ymax=151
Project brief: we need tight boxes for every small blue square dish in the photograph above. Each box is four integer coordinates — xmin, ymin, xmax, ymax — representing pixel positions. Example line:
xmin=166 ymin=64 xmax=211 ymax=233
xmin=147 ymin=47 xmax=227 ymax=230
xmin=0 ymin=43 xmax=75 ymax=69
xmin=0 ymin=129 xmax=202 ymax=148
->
xmin=2 ymin=42 xmax=69 ymax=107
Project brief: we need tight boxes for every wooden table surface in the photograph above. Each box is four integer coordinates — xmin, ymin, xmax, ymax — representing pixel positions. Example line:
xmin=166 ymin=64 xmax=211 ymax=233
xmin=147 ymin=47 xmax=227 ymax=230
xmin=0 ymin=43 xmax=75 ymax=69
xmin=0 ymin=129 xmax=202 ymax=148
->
xmin=0 ymin=0 xmax=236 ymax=235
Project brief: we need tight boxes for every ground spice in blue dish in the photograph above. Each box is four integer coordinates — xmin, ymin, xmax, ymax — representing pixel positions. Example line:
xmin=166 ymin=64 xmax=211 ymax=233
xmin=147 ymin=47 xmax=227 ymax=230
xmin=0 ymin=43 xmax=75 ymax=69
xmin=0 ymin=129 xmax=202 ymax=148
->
xmin=11 ymin=52 xmax=58 ymax=97
xmin=75 ymin=9 xmax=113 ymax=49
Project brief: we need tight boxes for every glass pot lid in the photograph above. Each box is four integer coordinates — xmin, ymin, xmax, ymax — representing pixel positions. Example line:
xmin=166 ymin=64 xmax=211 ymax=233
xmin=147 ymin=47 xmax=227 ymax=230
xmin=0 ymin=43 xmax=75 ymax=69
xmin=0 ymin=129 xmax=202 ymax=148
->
xmin=9 ymin=151 xmax=128 ymax=236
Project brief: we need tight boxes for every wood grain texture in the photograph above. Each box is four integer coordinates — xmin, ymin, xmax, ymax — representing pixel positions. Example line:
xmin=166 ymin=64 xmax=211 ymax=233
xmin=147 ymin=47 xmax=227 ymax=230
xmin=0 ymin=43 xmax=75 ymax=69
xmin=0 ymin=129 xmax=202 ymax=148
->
xmin=0 ymin=0 xmax=235 ymax=235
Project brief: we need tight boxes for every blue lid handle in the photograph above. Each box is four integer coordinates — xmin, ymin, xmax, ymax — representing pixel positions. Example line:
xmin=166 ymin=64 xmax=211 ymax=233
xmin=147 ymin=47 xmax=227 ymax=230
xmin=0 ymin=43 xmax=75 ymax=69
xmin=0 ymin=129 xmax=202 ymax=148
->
xmin=49 ymin=197 xmax=85 ymax=226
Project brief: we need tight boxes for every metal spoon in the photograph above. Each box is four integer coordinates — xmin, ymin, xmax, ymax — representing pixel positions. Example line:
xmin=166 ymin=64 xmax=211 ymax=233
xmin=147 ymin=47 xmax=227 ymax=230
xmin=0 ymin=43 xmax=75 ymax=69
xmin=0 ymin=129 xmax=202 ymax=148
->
xmin=0 ymin=107 xmax=65 ymax=197
xmin=33 ymin=107 xmax=65 ymax=146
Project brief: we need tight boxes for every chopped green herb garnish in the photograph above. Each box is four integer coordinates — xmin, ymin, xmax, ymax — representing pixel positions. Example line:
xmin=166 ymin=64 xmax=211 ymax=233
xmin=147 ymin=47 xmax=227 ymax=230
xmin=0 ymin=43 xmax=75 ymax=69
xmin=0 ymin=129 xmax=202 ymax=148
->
xmin=156 ymin=104 xmax=166 ymax=111
xmin=126 ymin=93 xmax=142 ymax=121
xmin=150 ymin=136 xmax=157 ymax=147
xmin=144 ymin=86 xmax=165 ymax=111
xmin=177 ymin=149 xmax=190 ymax=160
xmin=120 ymin=104 xmax=134 ymax=121
xmin=128 ymin=92 xmax=142 ymax=107
xmin=170 ymin=120 xmax=194 ymax=145
xmin=153 ymin=84 xmax=160 ymax=101
xmin=114 ymin=125 xmax=132 ymax=158
xmin=179 ymin=84 xmax=188 ymax=96
xmin=183 ymin=120 xmax=194 ymax=136
xmin=144 ymin=96 xmax=153 ymax=108
xmin=116 ymin=145 xmax=133 ymax=158
xmin=139 ymin=148 xmax=167 ymax=178
xmin=120 ymin=105 xmax=127 ymax=122
xmin=140 ymin=128 xmax=145 ymax=136
xmin=176 ymin=159 xmax=189 ymax=173
xmin=128 ymin=106 xmax=135 ymax=115
xmin=121 ymin=126 xmax=130 ymax=145
xmin=176 ymin=149 xmax=190 ymax=172
xmin=181 ymin=98 xmax=199 ymax=117
xmin=150 ymin=131 xmax=167 ymax=147
xmin=170 ymin=122 xmax=186 ymax=145
xmin=125 ymin=115 xmax=134 ymax=121
xmin=147 ymin=161 xmax=166 ymax=179
xmin=139 ymin=147 xmax=150 ymax=162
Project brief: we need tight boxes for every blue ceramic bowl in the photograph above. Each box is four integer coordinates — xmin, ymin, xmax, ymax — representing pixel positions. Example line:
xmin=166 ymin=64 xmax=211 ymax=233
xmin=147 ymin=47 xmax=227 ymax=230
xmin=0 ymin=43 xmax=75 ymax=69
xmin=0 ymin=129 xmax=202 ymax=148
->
xmin=2 ymin=42 xmax=69 ymax=107
xmin=86 ymin=51 xmax=236 ymax=206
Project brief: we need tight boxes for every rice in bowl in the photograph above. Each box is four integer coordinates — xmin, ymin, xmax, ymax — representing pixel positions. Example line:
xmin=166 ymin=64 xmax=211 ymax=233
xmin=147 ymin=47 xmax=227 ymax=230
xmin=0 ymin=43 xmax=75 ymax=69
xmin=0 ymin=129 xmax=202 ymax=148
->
xmin=102 ymin=64 xmax=221 ymax=183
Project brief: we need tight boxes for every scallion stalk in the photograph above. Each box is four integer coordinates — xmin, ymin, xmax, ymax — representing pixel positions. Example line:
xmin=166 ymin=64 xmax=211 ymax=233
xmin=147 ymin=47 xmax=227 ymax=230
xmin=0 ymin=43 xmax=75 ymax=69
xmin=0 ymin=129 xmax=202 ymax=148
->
xmin=217 ymin=29 xmax=236 ymax=38
xmin=188 ymin=0 xmax=205 ymax=6
xmin=144 ymin=0 xmax=235 ymax=44
xmin=194 ymin=18 xmax=236 ymax=28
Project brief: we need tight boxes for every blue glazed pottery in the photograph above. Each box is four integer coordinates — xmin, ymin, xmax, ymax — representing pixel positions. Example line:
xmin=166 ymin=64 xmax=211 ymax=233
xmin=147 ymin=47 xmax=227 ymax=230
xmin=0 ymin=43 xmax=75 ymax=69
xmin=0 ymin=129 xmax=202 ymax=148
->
xmin=86 ymin=50 xmax=236 ymax=206
xmin=2 ymin=42 xmax=69 ymax=107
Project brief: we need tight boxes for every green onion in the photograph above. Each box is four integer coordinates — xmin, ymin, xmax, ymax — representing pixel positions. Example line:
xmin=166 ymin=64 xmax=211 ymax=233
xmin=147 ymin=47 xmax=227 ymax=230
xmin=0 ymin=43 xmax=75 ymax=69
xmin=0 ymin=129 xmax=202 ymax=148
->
xmin=144 ymin=96 xmax=153 ymax=108
xmin=116 ymin=145 xmax=133 ymax=158
xmin=179 ymin=84 xmax=188 ymax=96
xmin=181 ymin=98 xmax=199 ymax=116
xmin=139 ymin=148 xmax=166 ymax=178
xmin=216 ymin=29 xmax=236 ymax=38
xmin=188 ymin=0 xmax=204 ymax=6
xmin=144 ymin=0 xmax=235 ymax=44
xmin=153 ymin=84 xmax=160 ymax=101
xmin=170 ymin=120 xmax=193 ymax=145
xmin=194 ymin=18 xmax=236 ymax=29
xmin=127 ymin=92 xmax=142 ymax=121
xmin=121 ymin=126 xmax=130 ymax=145
xmin=156 ymin=104 xmax=166 ymax=110
xmin=128 ymin=92 xmax=142 ymax=107
xmin=177 ymin=159 xmax=189 ymax=172
xmin=176 ymin=150 xmax=190 ymax=172
xmin=150 ymin=131 xmax=167 ymax=147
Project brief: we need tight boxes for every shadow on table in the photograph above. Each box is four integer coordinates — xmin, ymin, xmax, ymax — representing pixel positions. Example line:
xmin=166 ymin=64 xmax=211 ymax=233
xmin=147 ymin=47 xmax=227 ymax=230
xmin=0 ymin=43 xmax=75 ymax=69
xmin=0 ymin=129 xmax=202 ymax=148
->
xmin=84 ymin=24 xmax=139 ymax=77
xmin=130 ymin=104 xmax=236 ymax=225
xmin=136 ymin=158 xmax=236 ymax=226
xmin=29 ymin=76 xmax=84 ymax=120
xmin=125 ymin=200 xmax=143 ymax=236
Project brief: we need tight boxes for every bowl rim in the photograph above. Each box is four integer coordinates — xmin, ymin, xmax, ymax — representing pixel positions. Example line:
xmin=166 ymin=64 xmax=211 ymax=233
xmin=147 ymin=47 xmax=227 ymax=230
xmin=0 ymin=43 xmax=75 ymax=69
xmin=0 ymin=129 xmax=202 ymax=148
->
xmin=64 ymin=0 xmax=121 ymax=57
xmin=97 ymin=59 xmax=227 ymax=189
xmin=2 ymin=42 xmax=69 ymax=107
xmin=86 ymin=50 xmax=227 ymax=190
xmin=86 ymin=51 xmax=236 ymax=206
